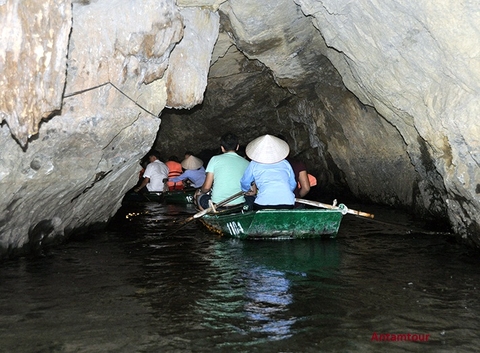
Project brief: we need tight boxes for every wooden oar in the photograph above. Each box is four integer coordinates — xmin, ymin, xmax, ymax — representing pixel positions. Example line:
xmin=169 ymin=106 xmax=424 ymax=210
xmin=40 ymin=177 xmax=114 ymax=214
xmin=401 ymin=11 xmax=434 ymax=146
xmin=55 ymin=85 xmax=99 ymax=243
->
xmin=141 ymin=192 xmax=152 ymax=202
xmin=295 ymin=198 xmax=375 ymax=219
xmin=167 ymin=191 xmax=245 ymax=235
xmin=193 ymin=191 xmax=245 ymax=218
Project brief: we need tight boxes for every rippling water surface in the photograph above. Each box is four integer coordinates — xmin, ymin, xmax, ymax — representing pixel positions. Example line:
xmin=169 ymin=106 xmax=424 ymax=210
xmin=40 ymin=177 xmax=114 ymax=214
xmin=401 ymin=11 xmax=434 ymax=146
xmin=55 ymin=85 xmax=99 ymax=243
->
xmin=1 ymin=201 xmax=479 ymax=353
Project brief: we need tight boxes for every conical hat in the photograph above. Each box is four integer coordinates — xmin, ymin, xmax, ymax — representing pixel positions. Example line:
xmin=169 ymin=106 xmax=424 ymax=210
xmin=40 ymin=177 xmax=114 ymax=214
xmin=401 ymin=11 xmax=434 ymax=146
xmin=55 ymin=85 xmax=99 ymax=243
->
xmin=245 ymin=134 xmax=290 ymax=164
xmin=181 ymin=155 xmax=203 ymax=170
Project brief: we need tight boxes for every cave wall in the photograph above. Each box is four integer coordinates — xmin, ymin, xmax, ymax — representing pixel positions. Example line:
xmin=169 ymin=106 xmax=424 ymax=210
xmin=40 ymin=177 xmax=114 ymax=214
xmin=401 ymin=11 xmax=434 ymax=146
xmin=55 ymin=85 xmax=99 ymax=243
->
xmin=158 ymin=0 xmax=422 ymax=210
xmin=0 ymin=0 xmax=479 ymax=258
xmin=296 ymin=0 xmax=480 ymax=244
xmin=161 ymin=0 xmax=480 ymax=244
xmin=0 ymin=0 xmax=215 ymax=258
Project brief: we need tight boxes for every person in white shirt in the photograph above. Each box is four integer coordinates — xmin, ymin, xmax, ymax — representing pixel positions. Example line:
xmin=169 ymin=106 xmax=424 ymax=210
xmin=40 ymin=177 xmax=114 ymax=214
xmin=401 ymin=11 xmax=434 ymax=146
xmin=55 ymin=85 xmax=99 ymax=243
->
xmin=134 ymin=150 xmax=169 ymax=193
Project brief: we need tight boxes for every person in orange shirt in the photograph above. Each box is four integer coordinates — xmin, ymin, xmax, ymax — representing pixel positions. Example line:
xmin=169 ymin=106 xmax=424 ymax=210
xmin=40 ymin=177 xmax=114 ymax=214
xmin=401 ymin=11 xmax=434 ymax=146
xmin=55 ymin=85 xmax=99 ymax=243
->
xmin=165 ymin=156 xmax=184 ymax=190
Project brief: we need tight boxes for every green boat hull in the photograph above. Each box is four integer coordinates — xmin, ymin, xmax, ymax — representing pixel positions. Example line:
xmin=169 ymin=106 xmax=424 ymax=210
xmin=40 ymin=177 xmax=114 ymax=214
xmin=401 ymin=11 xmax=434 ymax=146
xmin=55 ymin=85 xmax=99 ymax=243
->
xmin=162 ymin=189 xmax=196 ymax=205
xmin=200 ymin=207 xmax=345 ymax=240
xmin=122 ymin=191 xmax=163 ymax=203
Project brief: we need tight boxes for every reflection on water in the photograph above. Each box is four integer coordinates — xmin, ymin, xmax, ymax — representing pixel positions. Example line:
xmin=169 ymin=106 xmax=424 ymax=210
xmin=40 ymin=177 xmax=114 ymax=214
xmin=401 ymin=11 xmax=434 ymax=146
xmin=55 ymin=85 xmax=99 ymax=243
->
xmin=0 ymin=202 xmax=480 ymax=352
xmin=195 ymin=240 xmax=340 ymax=345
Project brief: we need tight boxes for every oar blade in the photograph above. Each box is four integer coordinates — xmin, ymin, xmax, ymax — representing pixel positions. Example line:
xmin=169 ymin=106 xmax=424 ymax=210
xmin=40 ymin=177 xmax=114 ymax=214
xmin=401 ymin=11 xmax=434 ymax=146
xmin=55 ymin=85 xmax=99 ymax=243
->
xmin=295 ymin=198 xmax=374 ymax=219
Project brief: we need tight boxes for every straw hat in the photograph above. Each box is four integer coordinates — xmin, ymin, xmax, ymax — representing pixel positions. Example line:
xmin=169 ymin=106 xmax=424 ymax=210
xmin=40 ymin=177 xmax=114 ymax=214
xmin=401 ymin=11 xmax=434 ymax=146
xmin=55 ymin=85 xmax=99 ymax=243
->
xmin=245 ymin=134 xmax=290 ymax=164
xmin=181 ymin=155 xmax=203 ymax=170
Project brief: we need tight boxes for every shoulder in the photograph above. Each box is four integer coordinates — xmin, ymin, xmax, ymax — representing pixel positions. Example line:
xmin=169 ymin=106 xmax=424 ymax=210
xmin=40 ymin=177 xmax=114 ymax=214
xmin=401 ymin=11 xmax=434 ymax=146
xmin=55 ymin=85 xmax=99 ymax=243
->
xmin=155 ymin=160 xmax=169 ymax=171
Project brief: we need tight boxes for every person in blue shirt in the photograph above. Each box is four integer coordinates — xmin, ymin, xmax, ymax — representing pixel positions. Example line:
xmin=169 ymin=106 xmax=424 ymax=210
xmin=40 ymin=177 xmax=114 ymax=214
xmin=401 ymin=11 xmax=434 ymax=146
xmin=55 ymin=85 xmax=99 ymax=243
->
xmin=169 ymin=155 xmax=206 ymax=189
xmin=240 ymin=134 xmax=297 ymax=210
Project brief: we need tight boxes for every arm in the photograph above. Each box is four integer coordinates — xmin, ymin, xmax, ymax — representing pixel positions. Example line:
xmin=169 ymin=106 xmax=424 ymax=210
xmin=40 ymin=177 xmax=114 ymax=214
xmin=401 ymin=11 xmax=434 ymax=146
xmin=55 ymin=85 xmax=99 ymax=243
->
xmin=170 ymin=171 xmax=188 ymax=182
xmin=286 ymin=161 xmax=297 ymax=192
xmin=200 ymin=172 xmax=214 ymax=194
xmin=240 ymin=163 xmax=254 ymax=192
xmin=134 ymin=177 xmax=150 ymax=192
xmin=297 ymin=170 xmax=311 ymax=197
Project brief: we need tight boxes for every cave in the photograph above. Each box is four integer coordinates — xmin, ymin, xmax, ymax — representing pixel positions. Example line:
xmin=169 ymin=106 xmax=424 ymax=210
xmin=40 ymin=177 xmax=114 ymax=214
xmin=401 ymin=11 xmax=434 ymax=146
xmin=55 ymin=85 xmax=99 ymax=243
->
xmin=0 ymin=0 xmax=479 ymax=260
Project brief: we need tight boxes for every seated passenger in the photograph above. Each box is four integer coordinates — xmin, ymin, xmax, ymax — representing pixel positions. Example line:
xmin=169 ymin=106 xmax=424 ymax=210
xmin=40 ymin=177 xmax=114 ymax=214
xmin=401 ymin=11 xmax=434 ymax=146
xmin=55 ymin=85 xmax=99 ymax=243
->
xmin=276 ymin=134 xmax=311 ymax=198
xmin=196 ymin=132 xmax=249 ymax=210
xmin=134 ymin=150 xmax=169 ymax=193
xmin=240 ymin=134 xmax=296 ymax=210
xmin=165 ymin=155 xmax=184 ymax=190
xmin=169 ymin=155 xmax=206 ymax=189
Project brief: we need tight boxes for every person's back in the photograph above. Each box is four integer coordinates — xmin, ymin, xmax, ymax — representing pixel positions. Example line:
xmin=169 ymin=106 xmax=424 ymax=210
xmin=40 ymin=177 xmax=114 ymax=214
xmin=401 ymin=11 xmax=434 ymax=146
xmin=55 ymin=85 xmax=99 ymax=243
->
xmin=165 ymin=156 xmax=183 ymax=190
xmin=287 ymin=158 xmax=310 ymax=198
xmin=242 ymin=159 xmax=296 ymax=206
xmin=134 ymin=151 xmax=169 ymax=193
xmin=144 ymin=159 xmax=169 ymax=191
xmin=240 ymin=134 xmax=296 ymax=209
xmin=197 ymin=132 xmax=249 ymax=209
xmin=276 ymin=134 xmax=311 ymax=199
xmin=207 ymin=152 xmax=249 ymax=204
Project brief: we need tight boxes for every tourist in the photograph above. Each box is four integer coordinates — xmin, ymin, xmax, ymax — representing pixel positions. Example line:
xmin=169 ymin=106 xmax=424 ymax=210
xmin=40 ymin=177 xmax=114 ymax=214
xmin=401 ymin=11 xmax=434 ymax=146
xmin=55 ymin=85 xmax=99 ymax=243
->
xmin=240 ymin=134 xmax=296 ymax=210
xmin=196 ymin=132 xmax=249 ymax=210
xmin=165 ymin=155 xmax=184 ymax=190
xmin=276 ymin=134 xmax=312 ymax=198
xmin=133 ymin=150 xmax=169 ymax=193
xmin=169 ymin=155 xmax=206 ymax=189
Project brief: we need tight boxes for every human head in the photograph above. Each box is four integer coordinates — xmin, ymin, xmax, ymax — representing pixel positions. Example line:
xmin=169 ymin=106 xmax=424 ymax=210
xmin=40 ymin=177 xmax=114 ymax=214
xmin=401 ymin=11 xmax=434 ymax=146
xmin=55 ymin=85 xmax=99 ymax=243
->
xmin=147 ymin=150 xmax=161 ymax=162
xmin=184 ymin=150 xmax=194 ymax=159
xmin=168 ymin=155 xmax=180 ymax=162
xmin=220 ymin=132 xmax=239 ymax=152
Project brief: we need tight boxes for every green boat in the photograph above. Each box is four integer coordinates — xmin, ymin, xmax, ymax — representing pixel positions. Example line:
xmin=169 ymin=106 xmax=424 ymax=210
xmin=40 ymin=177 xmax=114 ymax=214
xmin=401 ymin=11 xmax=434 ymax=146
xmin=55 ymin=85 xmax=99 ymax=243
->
xmin=199 ymin=204 xmax=347 ymax=240
xmin=162 ymin=188 xmax=196 ymax=205
xmin=122 ymin=190 xmax=163 ymax=203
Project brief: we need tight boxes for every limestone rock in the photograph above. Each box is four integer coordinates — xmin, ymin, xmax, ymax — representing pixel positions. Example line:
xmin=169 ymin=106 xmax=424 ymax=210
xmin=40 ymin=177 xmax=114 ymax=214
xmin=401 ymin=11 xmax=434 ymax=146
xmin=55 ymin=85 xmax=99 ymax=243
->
xmin=295 ymin=0 xmax=480 ymax=243
xmin=0 ymin=0 xmax=71 ymax=145
xmin=164 ymin=7 xmax=220 ymax=108
xmin=0 ymin=0 xmax=186 ymax=258
xmin=1 ymin=0 xmax=480 ymax=258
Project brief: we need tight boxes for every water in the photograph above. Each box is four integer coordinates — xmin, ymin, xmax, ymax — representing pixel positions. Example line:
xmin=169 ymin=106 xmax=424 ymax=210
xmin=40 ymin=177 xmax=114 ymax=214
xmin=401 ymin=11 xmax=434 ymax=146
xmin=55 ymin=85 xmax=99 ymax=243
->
xmin=1 ymin=201 xmax=479 ymax=353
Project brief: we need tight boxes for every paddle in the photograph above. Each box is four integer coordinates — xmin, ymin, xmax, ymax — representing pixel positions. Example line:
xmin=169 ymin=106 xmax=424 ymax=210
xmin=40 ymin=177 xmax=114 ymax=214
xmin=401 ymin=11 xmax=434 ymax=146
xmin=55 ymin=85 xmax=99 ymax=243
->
xmin=193 ymin=191 xmax=245 ymax=218
xmin=166 ymin=191 xmax=245 ymax=235
xmin=295 ymin=198 xmax=375 ymax=219
xmin=141 ymin=192 xmax=152 ymax=202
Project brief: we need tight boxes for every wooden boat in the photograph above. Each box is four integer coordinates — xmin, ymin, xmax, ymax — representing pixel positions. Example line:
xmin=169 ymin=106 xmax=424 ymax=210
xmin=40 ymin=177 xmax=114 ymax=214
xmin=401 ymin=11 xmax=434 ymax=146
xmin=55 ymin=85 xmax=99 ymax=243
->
xmin=162 ymin=188 xmax=196 ymax=205
xmin=199 ymin=204 xmax=347 ymax=240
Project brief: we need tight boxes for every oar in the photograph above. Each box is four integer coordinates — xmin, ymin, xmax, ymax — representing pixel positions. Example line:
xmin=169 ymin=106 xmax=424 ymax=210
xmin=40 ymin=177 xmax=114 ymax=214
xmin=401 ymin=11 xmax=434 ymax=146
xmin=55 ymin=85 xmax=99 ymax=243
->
xmin=295 ymin=198 xmax=375 ymax=219
xmin=141 ymin=192 xmax=152 ymax=202
xmin=166 ymin=191 xmax=245 ymax=235
xmin=193 ymin=190 xmax=245 ymax=218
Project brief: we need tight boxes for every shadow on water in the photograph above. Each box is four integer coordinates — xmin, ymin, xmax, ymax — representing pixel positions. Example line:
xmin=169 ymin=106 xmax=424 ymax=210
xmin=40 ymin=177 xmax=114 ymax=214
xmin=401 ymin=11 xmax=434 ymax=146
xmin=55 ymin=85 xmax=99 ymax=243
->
xmin=1 ymin=201 xmax=480 ymax=352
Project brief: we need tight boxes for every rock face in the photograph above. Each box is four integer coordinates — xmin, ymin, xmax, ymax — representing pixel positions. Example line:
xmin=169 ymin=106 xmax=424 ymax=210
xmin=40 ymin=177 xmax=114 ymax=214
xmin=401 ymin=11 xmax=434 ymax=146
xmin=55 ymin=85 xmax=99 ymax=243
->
xmin=1 ymin=0 xmax=479 ymax=258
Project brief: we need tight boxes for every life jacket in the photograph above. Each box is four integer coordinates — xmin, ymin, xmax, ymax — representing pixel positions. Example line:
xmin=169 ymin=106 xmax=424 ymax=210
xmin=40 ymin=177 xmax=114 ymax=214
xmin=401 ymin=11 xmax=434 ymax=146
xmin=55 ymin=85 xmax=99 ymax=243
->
xmin=297 ymin=173 xmax=317 ymax=188
xmin=165 ymin=160 xmax=184 ymax=190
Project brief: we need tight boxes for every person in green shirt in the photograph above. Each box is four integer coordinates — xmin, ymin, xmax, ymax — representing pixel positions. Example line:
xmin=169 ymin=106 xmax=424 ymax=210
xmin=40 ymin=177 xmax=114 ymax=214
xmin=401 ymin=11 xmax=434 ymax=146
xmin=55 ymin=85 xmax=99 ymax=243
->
xmin=196 ymin=132 xmax=250 ymax=210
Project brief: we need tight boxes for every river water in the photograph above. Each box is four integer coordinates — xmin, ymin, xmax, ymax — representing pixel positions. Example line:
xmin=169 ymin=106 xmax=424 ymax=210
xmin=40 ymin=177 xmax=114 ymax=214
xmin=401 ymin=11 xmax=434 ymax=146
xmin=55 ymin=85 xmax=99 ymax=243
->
xmin=1 ymin=200 xmax=479 ymax=353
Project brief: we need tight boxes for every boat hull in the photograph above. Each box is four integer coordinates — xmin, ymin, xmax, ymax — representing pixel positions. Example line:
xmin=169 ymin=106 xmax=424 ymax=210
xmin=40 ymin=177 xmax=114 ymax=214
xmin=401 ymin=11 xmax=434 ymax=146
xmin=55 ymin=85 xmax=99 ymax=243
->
xmin=162 ymin=189 xmax=196 ymax=205
xmin=200 ymin=208 xmax=344 ymax=239
xmin=122 ymin=191 xmax=163 ymax=203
